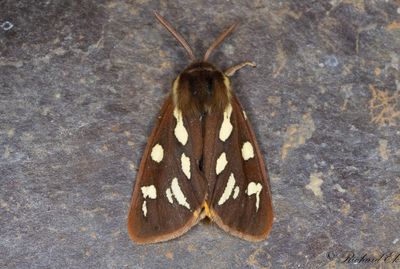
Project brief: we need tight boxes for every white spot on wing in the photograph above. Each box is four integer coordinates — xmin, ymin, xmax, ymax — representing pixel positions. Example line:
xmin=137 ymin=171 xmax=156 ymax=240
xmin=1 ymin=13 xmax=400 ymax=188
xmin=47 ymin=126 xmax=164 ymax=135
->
xmin=171 ymin=178 xmax=190 ymax=209
xmin=150 ymin=144 xmax=164 ymax=163
xmin=223 ymin=75 xmax=232 ymax=96
xmin=166 ymin=188 xmax=173 ymax=204
xmin=142 ymin=200 xmax=147 ymax=217
xmin=141 ymin=185 xmax=157 ymax=199
xmin=233 ymin=186 xmax=240 ymax=199
xmin=173 ymin=108 xmax=188 ymax=145
xmin=219 ymin=104 xmax=233 ymax=142
xmin=243 ymin=110 xmax=247 ymax=120
xmin=218 ymin=173 xmax=236 ymax=205
xmin=181 ymin=153 xmax=191 ymax=179
xmin=141 ymin=185 xmax=157 ymax=217
xmin=215 ymin=152 xmax=228 ymax=175
xmin=172 ymin=75 xmax=180 ymax=106
xmin=241 ymin=141 xmax=254 ymax=160
xmin=246 ymin=182 xmax=262 ymax=211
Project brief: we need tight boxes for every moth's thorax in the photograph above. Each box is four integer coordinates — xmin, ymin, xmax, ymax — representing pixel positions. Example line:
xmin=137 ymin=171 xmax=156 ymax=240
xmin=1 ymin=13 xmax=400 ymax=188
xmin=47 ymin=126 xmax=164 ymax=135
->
xmin=172 ymin=62 xmax=231 ymax=115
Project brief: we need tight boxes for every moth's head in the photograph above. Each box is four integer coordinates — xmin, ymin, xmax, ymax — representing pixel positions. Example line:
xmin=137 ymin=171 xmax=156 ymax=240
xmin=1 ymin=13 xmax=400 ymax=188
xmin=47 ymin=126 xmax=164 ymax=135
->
xmin=154 ymin=12 xmax=237 ymax=114
xmin=173 ymin=62 xmax=230 ymax=114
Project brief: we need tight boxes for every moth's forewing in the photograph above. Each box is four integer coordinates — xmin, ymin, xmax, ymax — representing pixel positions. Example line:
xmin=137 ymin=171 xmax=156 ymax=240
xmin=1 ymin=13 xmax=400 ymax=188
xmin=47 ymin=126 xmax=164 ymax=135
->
xmin=204 ymin=94 xmax=274 ymax=241
xmin=127 ymin=97 xmax=207 ymax=243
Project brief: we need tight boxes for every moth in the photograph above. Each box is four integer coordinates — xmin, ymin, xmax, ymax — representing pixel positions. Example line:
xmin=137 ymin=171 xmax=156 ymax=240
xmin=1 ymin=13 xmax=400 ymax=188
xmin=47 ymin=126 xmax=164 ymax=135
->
xmin=127 ymin=12 xmax=273 ymax=243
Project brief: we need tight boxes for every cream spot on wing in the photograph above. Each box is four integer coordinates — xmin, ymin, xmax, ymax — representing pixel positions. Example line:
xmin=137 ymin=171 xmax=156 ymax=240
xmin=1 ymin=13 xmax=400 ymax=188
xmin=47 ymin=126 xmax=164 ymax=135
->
xmin=150 ymin=144 xmax=164 ymax=163
xmin=246 ymin=182 xmax=262 ymax=211
xmin=171 ymin=178 xmax=190 ymax=209
xmin=166 ymin=188 xmax=173 ymax=204
xmin=173 ymin=108 xmax=188 ymax=145
xmin=241 ymin=141 xmax=254 ymax=160
xmin=243 ymin=110 xmax=247 ymax=120
xmin=172 ymin=75 xmax=180 ymax=107
xmin=215 ymin=152 xmax=228 ymax=175
xmin=181 ymin=153 xmax=191 ymax=179
xmin=223 ymin=75 xmax=232 ymax=98
xmin=233 ymin=186 xmax=240 ymax=199
xmin=141 ymin=185 xmax=157 ymax=199
xmin=142 ymin=200 xmax=147 ymax=217
xmin=219 ymin=104 xmax=233 ymax=142
xmin=141 ymin=185 xmax=156 ymax=217
xmin=218 ymin=173 xmax=236 ymax=205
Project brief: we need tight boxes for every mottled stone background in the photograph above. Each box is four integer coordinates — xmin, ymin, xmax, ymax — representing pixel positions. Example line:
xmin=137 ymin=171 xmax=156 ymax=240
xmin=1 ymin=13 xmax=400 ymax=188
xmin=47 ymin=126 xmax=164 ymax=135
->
xmin=1 ymin=1 xmax=399 ymax=268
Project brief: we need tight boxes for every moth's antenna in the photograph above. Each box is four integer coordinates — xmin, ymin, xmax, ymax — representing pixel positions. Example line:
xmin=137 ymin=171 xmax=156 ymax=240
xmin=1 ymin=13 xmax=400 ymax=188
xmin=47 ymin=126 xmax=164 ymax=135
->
xmin=154 ymin=12 xmax=196 ymax=61
xmin=203 ymin=22 xmax=238 ymax=61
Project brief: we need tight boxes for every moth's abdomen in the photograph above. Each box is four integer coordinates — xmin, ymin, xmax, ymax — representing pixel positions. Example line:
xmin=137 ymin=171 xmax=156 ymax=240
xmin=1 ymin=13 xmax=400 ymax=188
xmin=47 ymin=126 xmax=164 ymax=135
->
xmin=172 ymin=62 xmax=230 ymax=115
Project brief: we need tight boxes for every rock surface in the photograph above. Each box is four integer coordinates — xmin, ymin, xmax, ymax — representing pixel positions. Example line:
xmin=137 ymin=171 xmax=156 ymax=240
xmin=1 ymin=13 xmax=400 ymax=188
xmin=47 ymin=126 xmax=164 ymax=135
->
xmin=1 ymin=1 xmax=399 ymax=268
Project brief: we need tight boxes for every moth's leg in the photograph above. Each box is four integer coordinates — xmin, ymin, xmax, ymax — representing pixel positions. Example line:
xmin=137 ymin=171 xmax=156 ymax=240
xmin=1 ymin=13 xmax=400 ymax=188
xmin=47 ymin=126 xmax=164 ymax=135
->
xmin=224 ymin=61 xmax=256 ymax=77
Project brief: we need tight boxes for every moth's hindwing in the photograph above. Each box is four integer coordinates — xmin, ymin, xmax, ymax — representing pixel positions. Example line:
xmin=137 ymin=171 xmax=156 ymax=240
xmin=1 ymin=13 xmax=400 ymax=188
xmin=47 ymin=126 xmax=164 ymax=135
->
xmin=204 ymin=95 xmax=274 ymax=241
xmin=127 ymin=97 xmax=207 ymax=243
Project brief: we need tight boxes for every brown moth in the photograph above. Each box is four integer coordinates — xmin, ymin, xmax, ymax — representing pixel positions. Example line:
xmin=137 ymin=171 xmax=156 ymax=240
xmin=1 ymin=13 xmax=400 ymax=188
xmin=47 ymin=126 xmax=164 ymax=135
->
xmin=127 ymin=12 xmax=274 ymax=243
